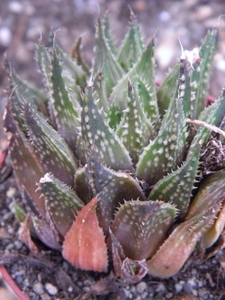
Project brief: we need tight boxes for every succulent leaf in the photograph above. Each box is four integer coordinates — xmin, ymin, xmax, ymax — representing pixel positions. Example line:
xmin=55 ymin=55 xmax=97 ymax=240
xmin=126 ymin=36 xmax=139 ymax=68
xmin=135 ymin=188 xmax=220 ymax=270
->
xmin=137 ymin=76 xmax=160 ymax=130
xmin=190 ymin=29 xmax=218 ymax=119
xmin=107 ymin=103 xmax=122 ymax=130
xmin=116 ymin=81 xmax=154 ymax=164
xmin=147 ymin=205 xmax=216 ymax=278
xmin=38 ymin=173 xmax=84 ymax=237
xmin=49 ymin=45 xmax=81 ymax=155
xmin=199 ymin=200 xmax=225 ymax=250
xmin=36 ymin=40 xmax=52 ymax=92
xmin=4 ymin=98 xmax=45 ymax=216
xmin=53 ymin=38 xmax=87 ymax=89
xmin=157 ymin=63 xmax=180 ymax=117
xmin=186 ymin=171 xmax=225 ymax=220
xmin=93 ymin=18 xmax=124 ymax=96
xmin=93 ymin=71 xmax=108 ymax=112
xmin=111 ymin=200 xmax=177 ymax=260
xmin=188 ymin=88 xmax=225 ymax=153
xmin=81 ymin=85 xmax=134 ymax=171
xmin=11 ymin=69 xmax=48 ymax=116
xmin=109 ymin=229 xmax=148 ymax=283
xmin=111 ymin=37 xmax=157 ymax=110
xmin=71 ymin=36 xmax=89 ymax=74
xmin=24 ymin=103 xmax=77 ymax=187
xmin=149 ymin=146 xmax=200 ymax=219
xmin=117 ymin=12 xmax=143 ymax=71
xmin=136 ymin=99 xmax=187 ymax=186
xmin=31 ymin=215 xmax=62 ymax=250
xmin=103 ymin=14 xmax=117 ymax=56
xmin=75 ymin=151 xmax=145 ymax=232
xmin=63 ymin=197 xmax=108 ymax=272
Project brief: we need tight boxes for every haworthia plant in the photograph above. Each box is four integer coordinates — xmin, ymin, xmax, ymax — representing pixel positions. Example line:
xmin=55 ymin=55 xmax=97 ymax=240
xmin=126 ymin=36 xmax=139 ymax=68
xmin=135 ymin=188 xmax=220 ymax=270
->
xmin=4 ymin=13 xmax=225 ymax=284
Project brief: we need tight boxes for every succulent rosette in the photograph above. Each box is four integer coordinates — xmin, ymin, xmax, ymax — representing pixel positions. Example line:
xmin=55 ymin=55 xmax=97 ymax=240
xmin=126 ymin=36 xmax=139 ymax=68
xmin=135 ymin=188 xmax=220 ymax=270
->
xmin=4 ymin=13 xmax=225 ymax=283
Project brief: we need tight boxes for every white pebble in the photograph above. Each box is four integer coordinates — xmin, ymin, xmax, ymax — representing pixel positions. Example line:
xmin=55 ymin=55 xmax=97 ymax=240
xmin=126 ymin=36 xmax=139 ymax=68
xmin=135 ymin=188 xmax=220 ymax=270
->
xmin=136 ymin=281 xmax=147 ymax=293
xmin=45 ymin=283 xmax=58 ymax=295
xmin=158 ymin=10 xmax=171 ymax=22
xmin=0 ymin=27 xmax=12 ymax=47
xmin=175 ymin=282 xmax=183 ymax=293
xmin=33 ymin=282 xmax=44 ymax=295
xmin=8 ymin=1 xmax=23 ymax=13
xmin=156 ymin=283 xmax=166 ymax=292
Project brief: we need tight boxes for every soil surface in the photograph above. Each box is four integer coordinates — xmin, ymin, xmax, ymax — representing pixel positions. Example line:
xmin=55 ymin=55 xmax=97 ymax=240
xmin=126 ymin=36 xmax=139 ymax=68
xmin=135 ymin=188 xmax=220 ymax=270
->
xmin=1 ymin=0 xmax=225 ymax=299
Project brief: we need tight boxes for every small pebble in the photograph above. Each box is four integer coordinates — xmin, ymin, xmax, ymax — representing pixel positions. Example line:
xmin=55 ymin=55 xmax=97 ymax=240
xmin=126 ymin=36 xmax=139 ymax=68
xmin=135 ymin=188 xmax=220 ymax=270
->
xmin=14 ymin=240 xmax=23 ymax=250
xmin=136 ymin=281 xmax=147 ymax=293
xmin=156 ymin=283 xmax=166 ymax=293
xmin=8 ymin=1 xmax=23 ymax=13
xmin=33 ymin=282 xmax=44 ymax=295
xmin=0 ymin=27 xmax=12 ymax=47
xmin=45 ymin=283 xmax=58 ymax=296
xmin=166 ymin=292 xmax=173 ymax=299
xmin=175 ymin=282 xmax=183 ymax=293
xmin=158 ymin=10 xmax=171 ymax=22
xmin=183 ymin=281 xmax=193 ymax=294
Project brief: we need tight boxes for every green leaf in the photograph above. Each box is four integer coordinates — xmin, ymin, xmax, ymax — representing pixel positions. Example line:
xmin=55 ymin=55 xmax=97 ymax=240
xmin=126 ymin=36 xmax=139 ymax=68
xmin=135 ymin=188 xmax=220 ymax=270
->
xmin=117 ymin=12 xmax=143 ymax=71
xmin=190 ymin=29 xmax=218 ymax=119
xmin=149 ymin=146 xmax=200 ymax=219
xmin=136 ymin=100 xmax=187 ymax=186
xmin=24 ymin=104 xmax=77 ymax=188
xmin=52 ymin=36 xmax=87 ymax=89
xmin=188 ymin=88 xmax=225 ymax=152
xmin=36 ymin=40 xmax=52 ymax=92
xmin=75 ymin=151 xmax=145 ymax=233
xmin=157 ymin=63 xmax=179 ymax=117
xmin=111 ymin=200 xmax=177 ymax=261
xmin=80 ymin=85 xmax=133 ymax=171
xmin=116 ymin=81 xmax=154 ymax=164
xmin=12 ymin=69 xmax=48 ymax=116
xmin=103 ymin=13 xmax=117 ymax=56
xmin=137 ymin=76 xmax=160 ymax=130
xmin=92 ymin=71 xmax=108 ymax=113
xmin=38 ymin=173 xmax=84 ymax=237
xmin=49 ymin=45 xmax=81 ymax=155
xmin=111 ymin=37 xmax=157 ymax=110
xmin=93 ymin=18 xmax=124 ymax=96
xmin=107 ymin=103 xmax=122 ymax=130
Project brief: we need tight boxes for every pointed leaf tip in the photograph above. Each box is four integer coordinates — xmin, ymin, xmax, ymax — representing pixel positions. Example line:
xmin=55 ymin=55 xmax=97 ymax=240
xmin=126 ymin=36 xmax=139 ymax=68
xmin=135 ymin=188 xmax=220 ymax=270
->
xmin=63 ymin=197 xmax=108 ymax=273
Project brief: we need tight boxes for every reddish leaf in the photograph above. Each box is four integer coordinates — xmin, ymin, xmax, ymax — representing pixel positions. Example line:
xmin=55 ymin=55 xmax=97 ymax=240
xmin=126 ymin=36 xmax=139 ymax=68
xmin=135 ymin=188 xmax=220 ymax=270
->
xmin=63 ymin=197 xmax=108 ymax=272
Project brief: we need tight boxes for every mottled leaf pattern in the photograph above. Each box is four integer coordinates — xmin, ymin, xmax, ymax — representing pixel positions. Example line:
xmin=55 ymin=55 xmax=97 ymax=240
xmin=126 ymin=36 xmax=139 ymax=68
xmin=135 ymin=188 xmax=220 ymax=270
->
xmin=116 ymin=81 xmax=154 ymax=164
xmin=93 ymin=18 xmax=124 ymax=96
xmin=117 ymin=12 xmax=143 ymax=71
xmin=149 ymin=146 xmax=200 ymax=219
xmin=75 ymin=151 xmax=145 ymax=232
xmin=111 ymin=200 xmax=177 ymax=260
xmin=190 ymin=29 xmax=218 ymax=119
xmin=80 ymin=85 xmax=133 ymax=171
xmin=111 ymin=38 xmax=157 ymax=110
xmin=24 ymin=104 xmax=77 ymax=187
xmin=38 ymin=173 xmax=84 ymax=237
xmin=136 ymin=100 xmax=187 ymax=185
